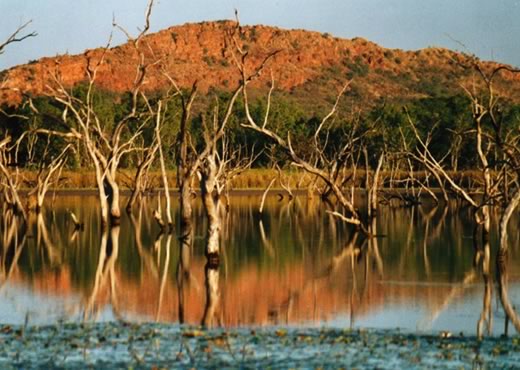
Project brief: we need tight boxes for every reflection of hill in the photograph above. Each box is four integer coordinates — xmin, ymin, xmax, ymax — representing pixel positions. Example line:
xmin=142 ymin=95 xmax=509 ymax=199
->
xmin=9 ymin=257 xmax=500 ymax=327
xmin=4 ymin=197 xmax=520 ymax=329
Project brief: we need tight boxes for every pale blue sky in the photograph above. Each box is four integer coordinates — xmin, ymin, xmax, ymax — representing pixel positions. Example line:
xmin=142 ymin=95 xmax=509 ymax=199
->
xmin=1 ymin=0 xmax=519 ymax=69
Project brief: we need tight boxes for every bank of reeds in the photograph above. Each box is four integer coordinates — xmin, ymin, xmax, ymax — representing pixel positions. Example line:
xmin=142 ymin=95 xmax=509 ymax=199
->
xmin=15 ymin=168 xmax=486 ymax=191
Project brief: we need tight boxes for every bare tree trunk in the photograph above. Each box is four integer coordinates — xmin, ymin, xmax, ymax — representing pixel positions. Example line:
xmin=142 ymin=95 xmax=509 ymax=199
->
xmin=155 ymin=101 xmax=173 ymax=230
xmin=368 ymin=153 xmax=384 ymax=221
xmin=30 ymin=144 xmax=71 ymax=213
xmin=260 ymin=177 xmax=276 ymax=214
xmin=0 ymin=137 xmax=26 ymax=221
xmin=175 ymin=86 xmax=198 ymax=233
xmin=201 ymin=154 xmax=221 ymax=261
xmin=95 ymin=167 xmax=110 ymax=229
xmin=106 ymin=171 xmax=121 ymax=224
xmin=475 ymin=116 xmax=491 ymax=239
xmin=126 ymin=177 xmax=142 ymax=214
xmin=179 ymin=182 xmax=193 ymax=228
xmin=126 ymin=143 xmax=158 ymax=213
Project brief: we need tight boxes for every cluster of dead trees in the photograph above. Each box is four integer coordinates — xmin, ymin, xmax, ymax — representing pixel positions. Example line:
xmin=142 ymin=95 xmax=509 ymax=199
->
xmin=2 ymin=3 xmax=520 ymax=333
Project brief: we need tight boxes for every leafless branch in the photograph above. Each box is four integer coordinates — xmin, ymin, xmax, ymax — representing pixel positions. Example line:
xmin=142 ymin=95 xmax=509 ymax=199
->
xmin=0 ymin=21 xmax=37 ymax=55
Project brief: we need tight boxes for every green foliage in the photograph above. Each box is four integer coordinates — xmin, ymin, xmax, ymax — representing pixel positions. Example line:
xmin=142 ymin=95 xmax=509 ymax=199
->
xmin=0 ymin=96 xmax=73 ymax=167
xmin=383 ymin=50 xmax=394 ymax=59
xmin=202 ymin=55 xmax=217 ymax=66
xmin=249 ymin=28 xmax=258 ymax=42
xmin=362 ymin=95 xmax=475 ymax=169
xmin=2 ymin=82 xmax=520 ymax=174
xmin=409 ymin=95 xmax=472 ymax=164
xmin=345 ymin=56 xmax=369 ymax=78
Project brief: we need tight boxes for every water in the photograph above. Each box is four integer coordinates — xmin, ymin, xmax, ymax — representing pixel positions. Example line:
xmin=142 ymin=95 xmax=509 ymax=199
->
xmin=1 ymin=194 xmax=519 ymax=336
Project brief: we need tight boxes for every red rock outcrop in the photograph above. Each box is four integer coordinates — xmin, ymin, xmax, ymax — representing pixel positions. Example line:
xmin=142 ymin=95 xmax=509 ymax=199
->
xmin=2 ymin=21 xmax=520 ymax=107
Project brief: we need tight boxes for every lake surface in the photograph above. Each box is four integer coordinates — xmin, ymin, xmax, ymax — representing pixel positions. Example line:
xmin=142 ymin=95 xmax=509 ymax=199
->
xmin=1 ymin=194 xmax=519 ymax=336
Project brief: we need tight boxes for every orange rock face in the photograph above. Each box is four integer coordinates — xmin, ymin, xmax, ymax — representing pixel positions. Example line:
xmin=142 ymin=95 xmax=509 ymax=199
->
xmin=2 ymin=21 xmax=520 ymax=107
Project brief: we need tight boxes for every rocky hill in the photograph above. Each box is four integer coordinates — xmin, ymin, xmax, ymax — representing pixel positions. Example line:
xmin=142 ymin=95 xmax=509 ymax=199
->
xmin=1 ymin=21 xmax=520 ymax=109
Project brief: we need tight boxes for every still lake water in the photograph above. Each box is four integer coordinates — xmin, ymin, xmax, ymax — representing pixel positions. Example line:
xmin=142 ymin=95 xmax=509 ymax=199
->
xmin=1 ymin=194 xmax=519 ymax=336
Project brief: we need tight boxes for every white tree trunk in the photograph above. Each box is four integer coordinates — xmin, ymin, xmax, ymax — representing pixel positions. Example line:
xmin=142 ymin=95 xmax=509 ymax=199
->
xmin=106 ymin=171 xmax=121 ymax=224
xmin=201 ymin=155 xmax=220 ymax=258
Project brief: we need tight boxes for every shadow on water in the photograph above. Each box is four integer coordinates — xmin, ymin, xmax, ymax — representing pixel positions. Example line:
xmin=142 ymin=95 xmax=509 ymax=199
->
xmin=0 ymin=194 xmax=520 ymax=337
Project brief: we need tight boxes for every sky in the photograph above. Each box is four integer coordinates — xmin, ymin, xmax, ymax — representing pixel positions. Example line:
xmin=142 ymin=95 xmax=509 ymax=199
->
xmin=1 ymin=0 xmax=520 ymax=70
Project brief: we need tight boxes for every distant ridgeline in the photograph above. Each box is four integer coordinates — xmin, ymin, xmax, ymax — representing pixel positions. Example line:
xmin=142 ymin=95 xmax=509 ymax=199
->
xmin=1 ymin=21 xmax=520 ymax=170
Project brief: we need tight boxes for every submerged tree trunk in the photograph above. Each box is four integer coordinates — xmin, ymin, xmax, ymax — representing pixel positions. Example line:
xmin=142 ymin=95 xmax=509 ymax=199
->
xmin=368 ymin=154 xmax=384 ymax=222
xmin=155 ymin=101 xmax=173 ymax=230
xmin=106 ymin=172 xmax=121 ymax=225
xmin=96 ymin=169 xmax=110 ymax=229
xmin=201 ymin=155 xmax=220 ymax=262
xmin=179 ymin=181 xmax=193 ymax=227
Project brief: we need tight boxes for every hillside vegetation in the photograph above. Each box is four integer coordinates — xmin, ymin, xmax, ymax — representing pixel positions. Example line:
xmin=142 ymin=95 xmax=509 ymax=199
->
xmin=2 ymin=21 xmax=520 ymax=109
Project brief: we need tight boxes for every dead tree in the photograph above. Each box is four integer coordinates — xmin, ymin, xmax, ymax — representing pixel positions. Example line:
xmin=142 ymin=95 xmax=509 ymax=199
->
xmin=0 ymin=107 xmax=72 ymax=215
xmin=237 ymin=68 xmax=368 ymax=232
xmin=227 ymin=16 xmax=386 ymax=234
xmin=404 ymin=110 xmax=495 ymax=253
xmin=173 ymin=82 xmax=199 ymax=231
xmin=0 ymin=22 xmax=37 ymax=220
xmin=0 ymin=136 xmax=26 ymax=219
xmin=126 ymin=135 xmax=159 ymax=213
xmin=465 ymin=63 xmax=520 ymax=335
xmin=45 ymin=1 xmax=156 ymax=227
xmin=215 ymin=139 xmax=258 ymax=204
xmin=0 ymin=21 xmax=36 ymax=56
xmin=416 ymin=61 xmax=520 ymax=334
xmin=484 ymin=65 xmax=520 ymax=333
xmin=198 ymin=91 xmax=244 ymax=260
xmin=200 ymin=138 xmax=221 ymax=260
xmin=275 ymin=164 xmax=295 ymax=201
xmin=160 ymin=22 xmax=248 ymax=259
xmin=154 ymin=100 xmax=173 ymax=231
xmin=497 ymin=187 xmax=520 ymax=333
xmin=21 ymin=128 xmax=73 ymax=212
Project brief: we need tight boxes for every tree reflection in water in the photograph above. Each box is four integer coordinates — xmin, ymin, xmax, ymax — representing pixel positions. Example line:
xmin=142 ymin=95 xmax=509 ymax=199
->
xmin=0 ymin=195 xmax=519 ymax=336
